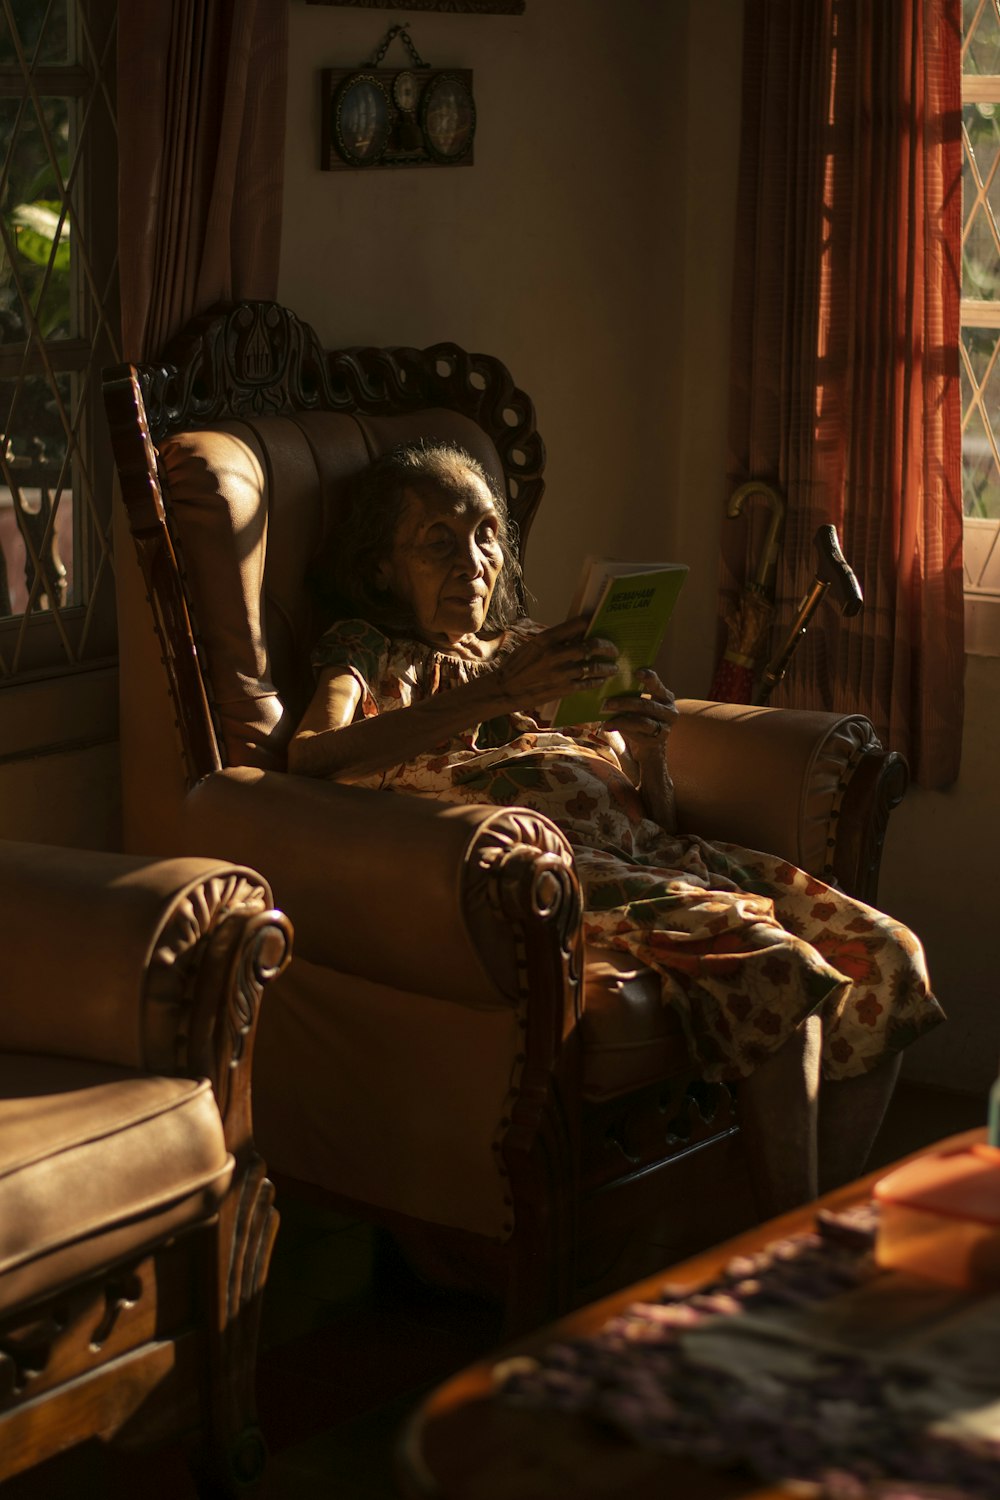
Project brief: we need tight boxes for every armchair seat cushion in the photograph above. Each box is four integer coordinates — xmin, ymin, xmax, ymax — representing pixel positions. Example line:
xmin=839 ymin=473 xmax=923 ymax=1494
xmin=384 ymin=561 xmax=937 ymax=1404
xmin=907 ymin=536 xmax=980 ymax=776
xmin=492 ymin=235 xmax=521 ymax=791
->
xmin=0 ymin=1056 xmax=233 ymax=1316
xmin=580 ymin=949 xmax=692 ymax=1102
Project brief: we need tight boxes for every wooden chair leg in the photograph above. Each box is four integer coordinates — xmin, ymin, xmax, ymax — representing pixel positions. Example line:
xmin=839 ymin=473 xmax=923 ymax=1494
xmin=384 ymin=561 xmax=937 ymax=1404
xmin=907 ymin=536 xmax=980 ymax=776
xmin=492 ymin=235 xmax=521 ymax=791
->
xmin=189 ymin=1161 xmax=279 ymax=1497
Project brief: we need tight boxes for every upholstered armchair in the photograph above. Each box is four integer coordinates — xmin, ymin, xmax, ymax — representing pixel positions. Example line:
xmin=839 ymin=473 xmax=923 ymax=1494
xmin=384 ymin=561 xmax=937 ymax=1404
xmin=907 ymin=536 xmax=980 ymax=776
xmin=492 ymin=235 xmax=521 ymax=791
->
xmin=0 ymin=841 xmax=291 ymax=1494
xmin=103 ymin=302 xmax=907 ymax=1333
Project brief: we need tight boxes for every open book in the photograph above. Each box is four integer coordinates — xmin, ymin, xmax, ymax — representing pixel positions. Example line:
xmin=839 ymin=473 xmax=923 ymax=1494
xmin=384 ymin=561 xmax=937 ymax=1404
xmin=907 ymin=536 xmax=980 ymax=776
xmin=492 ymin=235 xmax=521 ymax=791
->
xmin=549 ymin=557 xmax=689 ymax=728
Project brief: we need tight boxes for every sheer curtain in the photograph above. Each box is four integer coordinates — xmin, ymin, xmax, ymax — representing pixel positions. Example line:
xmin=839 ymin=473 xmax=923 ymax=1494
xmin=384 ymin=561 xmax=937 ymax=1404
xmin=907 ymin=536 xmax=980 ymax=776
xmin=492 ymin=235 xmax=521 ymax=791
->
xmin=721 ymin=0 xmax=963 ymax=788
xmin=117 ymin=0 xmax=288 ymax=361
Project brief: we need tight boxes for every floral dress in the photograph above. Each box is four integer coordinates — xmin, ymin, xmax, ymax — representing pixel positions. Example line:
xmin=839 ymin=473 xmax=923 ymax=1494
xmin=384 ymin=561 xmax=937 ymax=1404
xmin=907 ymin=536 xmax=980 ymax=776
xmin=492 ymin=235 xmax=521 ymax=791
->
xmin=312 ymin=617 xmax=944 ymax=1083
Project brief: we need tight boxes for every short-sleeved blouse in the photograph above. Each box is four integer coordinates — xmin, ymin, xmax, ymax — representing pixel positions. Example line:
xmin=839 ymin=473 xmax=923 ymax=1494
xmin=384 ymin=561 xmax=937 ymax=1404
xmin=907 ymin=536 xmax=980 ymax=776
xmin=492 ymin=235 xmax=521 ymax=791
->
xmin=310 ymin=617 xmax=943 ymax=1083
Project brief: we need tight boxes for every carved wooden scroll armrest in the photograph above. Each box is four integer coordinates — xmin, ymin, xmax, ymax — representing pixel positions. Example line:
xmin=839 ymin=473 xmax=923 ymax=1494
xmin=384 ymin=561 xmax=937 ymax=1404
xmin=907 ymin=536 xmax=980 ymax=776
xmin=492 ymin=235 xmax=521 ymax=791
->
xmin=0 ymin=842 xmax=290 ymax=1129
xmin=461 ymin=807 xmax=584 ymax=1059
xmin=670 ymin=701 xmax=905 ymax=903
xmin=180 ymin=766 xmax=581 ymax=1015
xmin=141 ymin=871 xmax=292 ymax=1162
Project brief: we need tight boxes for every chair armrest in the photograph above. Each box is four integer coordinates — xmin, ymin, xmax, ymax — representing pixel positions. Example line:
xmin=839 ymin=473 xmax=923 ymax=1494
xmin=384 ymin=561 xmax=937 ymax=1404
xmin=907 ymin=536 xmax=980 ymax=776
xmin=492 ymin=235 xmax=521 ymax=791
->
xmin=179 ymin=766 xmax=583 ymax=1015
xmin=670 ymin=700 xmax=907 ymax=901
xmin=0 ymin=842 xmax=291 ymax=1112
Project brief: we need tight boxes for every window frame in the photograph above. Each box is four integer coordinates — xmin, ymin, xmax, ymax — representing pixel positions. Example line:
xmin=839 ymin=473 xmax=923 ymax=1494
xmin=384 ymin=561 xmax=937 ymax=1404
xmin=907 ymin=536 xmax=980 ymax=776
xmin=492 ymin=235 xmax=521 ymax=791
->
xmin=0 ymin=0 xmax=119 ymax=684
xmin=961 ymin=11 xmax=1000 ymax=652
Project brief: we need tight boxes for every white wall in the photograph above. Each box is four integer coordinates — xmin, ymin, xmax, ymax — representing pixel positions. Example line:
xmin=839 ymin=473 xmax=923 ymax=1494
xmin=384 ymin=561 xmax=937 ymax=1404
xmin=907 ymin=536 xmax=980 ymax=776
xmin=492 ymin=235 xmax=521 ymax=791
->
xmin=881 ymin=656 xmax=1000 ymax=1092
xmin=280 ymin=0 xmax=686 ymax=622
xmin=655 ymin=0 xmax=744 ymax=699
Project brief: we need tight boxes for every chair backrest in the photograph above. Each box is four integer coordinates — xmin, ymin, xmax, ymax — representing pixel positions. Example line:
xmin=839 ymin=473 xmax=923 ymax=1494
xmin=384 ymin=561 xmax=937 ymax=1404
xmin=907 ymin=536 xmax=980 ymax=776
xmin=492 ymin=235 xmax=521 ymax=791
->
xmin=104 ymin=303 xmax=546 ymax=850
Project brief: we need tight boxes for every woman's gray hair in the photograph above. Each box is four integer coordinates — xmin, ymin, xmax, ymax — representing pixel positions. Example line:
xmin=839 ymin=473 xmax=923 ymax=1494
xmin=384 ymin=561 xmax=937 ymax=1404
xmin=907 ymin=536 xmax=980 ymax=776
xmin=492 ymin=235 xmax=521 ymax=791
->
xmin=331 ymin=441 xmax=524 ymax=635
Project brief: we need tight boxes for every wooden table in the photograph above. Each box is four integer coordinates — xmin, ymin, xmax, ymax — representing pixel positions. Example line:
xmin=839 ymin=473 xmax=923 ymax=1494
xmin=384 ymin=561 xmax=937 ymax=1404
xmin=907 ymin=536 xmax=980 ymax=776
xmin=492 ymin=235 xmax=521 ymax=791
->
xmin=398 ymin=1130 xmax=987 ymax=1500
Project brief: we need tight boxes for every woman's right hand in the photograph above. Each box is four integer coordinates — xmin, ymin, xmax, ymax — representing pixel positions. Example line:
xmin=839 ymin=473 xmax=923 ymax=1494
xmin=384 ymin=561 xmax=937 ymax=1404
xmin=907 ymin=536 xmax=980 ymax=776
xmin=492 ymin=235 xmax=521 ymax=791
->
xmin=492 ymin=616 xmax=618 ymax=712
xmin=289 ymin=618 xmax=618 ymax=784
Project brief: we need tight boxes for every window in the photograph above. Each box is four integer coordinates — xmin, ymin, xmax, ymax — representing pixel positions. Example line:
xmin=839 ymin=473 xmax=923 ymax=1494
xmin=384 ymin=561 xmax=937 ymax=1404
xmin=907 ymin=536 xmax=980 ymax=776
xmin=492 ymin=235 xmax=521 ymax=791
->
xmin=0 ymin=0 xmax=117 ymax=680
xmin=962 ymin=0 xmax=1000 ymax=650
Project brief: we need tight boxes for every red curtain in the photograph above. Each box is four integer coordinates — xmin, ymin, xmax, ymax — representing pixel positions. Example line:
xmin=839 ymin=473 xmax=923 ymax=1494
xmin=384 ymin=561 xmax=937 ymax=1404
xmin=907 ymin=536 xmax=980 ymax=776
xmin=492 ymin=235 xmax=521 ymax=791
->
xmin=721 ymin=0 xmax=964 ymax=788
xmin=117 ymin=0 xmax=287 ymax=361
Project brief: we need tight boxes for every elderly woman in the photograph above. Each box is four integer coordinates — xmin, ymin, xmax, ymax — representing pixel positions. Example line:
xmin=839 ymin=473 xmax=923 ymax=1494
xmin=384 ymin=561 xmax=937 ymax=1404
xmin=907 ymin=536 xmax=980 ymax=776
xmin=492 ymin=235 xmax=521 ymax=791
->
xmin=290 ymin=442 xmax=944 ymax=1217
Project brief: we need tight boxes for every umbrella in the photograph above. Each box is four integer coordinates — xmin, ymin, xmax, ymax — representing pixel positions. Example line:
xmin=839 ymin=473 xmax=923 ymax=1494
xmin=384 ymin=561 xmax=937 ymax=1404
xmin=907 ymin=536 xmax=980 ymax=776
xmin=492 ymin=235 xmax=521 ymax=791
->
xmin=709 ymin=481 xmax=786 ymax=703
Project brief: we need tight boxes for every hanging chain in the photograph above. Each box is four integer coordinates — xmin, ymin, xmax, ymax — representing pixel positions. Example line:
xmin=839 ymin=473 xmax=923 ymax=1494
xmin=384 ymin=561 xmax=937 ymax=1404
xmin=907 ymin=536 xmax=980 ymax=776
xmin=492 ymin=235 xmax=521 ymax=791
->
xmin=364 ymin=26 xmax=429 ymax=70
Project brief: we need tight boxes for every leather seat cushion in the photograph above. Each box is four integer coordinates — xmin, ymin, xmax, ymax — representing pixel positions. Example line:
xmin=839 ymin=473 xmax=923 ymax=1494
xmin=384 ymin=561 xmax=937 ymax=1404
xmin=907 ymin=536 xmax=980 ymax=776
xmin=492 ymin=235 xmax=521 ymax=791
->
xmin=581 ymin=947 xmax=695 ymax=1101
xmin=0 ymin=1056 xmax=233 ymax=1315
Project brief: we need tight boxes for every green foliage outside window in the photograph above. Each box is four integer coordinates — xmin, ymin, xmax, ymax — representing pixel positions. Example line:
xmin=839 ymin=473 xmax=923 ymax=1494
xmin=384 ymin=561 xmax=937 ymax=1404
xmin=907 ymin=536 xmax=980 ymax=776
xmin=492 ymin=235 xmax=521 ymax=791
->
xmin=0 ymin=93 xmax=70 ymax=467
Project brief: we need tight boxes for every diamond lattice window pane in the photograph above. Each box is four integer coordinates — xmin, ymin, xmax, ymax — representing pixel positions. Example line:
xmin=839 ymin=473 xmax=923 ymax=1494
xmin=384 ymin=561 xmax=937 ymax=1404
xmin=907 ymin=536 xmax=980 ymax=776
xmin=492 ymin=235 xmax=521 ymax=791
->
xmin=964 ymin=105 xmax=1000 ymax=297
xmin=966 ymin=323 xmax=1000 ymax=389
xmin=0 ymin=371 xmax=73 ymax=613
xmin=0 ymin=373 xmax=68 ymax=473
xmin=964 ymin=515 xmax=1000 ymax=591
xmin=962 ymin=327 xmax=1000 ymax=526
xmin=0 ymin=96 xmax=73 ymax=343
xmin=0 ymin=0 xmax=118 ymax=660
xmin=964 ymin=0 xmax=1000 ymax=74
xmin=0 ymin=2 xmax=69 ymax=68
xmin=962 ymin=4 xmax=1000 ymax=602
xmin=0 ymin=474 xmax=73 ymax=615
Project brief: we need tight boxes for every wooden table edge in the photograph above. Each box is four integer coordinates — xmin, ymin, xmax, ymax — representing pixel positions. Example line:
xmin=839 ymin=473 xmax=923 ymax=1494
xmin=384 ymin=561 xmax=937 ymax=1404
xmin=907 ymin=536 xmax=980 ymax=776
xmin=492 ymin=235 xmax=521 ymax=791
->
xmin=397 ymin=1127 xmax=988 ymax=1499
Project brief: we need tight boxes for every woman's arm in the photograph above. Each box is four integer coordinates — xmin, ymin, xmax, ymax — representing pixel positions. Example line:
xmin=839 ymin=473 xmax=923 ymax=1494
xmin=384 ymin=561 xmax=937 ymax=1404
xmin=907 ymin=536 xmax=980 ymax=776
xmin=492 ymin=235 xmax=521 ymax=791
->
xmin=602 ymin=668 xmax=680 ymax=833
xmin=287 ymin=666 xmax=504 ymax=783
xmin=287 ymin=617 xmax=618 ymax=783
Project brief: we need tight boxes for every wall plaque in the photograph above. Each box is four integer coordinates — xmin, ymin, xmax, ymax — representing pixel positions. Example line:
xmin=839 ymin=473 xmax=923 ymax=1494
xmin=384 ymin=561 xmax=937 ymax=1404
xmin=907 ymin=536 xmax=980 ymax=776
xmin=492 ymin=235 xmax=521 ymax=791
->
xmin=320 ymin=27 xmax=476 ymax=171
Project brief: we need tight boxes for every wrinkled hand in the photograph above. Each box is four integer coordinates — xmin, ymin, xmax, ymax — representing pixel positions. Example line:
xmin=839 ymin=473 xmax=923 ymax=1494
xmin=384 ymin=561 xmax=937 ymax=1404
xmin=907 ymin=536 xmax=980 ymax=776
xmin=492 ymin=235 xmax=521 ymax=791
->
xmin=493 ymin=616 xmax=618 ymax=712
xmin=602 ymin=669 xmax=679 ymax=763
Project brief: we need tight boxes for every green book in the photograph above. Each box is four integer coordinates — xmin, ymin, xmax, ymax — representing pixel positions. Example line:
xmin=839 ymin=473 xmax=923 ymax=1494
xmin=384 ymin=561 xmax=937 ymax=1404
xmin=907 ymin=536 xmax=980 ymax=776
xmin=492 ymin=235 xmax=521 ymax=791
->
xmin=549 ymin=558 xmax=689 ymax=729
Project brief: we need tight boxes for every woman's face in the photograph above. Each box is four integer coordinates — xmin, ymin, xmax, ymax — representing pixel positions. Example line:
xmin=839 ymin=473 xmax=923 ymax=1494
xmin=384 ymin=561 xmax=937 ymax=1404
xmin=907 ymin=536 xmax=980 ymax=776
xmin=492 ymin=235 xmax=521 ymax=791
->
xmin=374 ymin=470 xmax=504 ymax=645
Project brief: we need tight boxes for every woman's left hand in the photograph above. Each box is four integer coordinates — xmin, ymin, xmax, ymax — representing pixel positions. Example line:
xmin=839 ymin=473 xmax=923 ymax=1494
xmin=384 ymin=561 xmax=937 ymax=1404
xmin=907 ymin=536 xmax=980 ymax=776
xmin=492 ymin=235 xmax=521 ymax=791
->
xmin=602 ymin=668 xmax=679 ymax=832
xmin=601 ymin=668 xmax=678 ymax=761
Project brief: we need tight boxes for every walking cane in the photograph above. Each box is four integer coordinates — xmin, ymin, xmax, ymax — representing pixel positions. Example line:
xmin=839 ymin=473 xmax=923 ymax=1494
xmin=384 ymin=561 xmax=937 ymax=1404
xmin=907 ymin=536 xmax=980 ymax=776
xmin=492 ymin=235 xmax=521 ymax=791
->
xmin=755 ymin=524 xmax=863 ymax=705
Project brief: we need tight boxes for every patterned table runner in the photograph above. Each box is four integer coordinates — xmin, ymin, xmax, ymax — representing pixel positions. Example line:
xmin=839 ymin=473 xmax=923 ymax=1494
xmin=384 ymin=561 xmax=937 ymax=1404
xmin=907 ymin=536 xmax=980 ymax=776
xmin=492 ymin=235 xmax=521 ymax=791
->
xmin=495 ymin=1206 xmax=1000 ymax=1499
